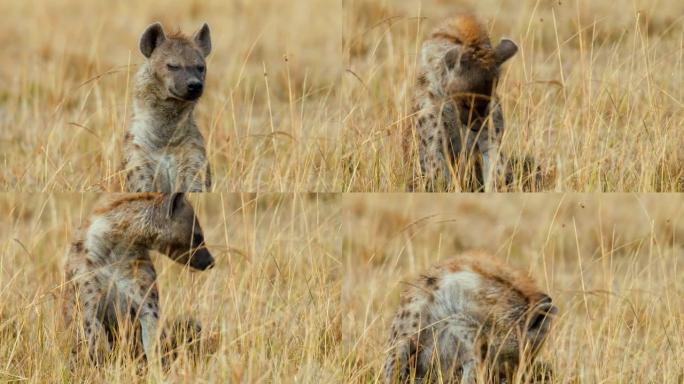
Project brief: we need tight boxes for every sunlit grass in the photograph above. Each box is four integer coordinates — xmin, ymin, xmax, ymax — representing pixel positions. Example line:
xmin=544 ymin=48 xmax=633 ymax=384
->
xmin=341 ymin=0 xmax=684 ymax=191
xmin=342 ymin=194 xmax=684 ymax=382
xmin=0 ymin=193 xmax=342 ymax=382
xmin=0 ymin=0 xmax=342 ymax=192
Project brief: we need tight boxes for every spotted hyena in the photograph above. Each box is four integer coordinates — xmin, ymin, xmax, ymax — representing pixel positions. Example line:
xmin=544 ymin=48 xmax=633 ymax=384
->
xmin=383 ymin=251 xmax=556 ymax=383
xmin=411 ymin=14 xmax=518 ymax=191
xmin=62 ymin=193 xmax=215 ymax=365
xmin=122 ymin=22 xmax=212 ymax=192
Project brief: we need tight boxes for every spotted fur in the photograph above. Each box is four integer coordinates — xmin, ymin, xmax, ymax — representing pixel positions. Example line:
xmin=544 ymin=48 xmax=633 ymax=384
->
xmin=411 ymin=14 xmax=518 ymax=191
xmin=121 ymin=23 xmax=213 ymax=192
xmin=62 ymin=193 xmax=215 ymax=365
xmin=383 ymin=251 xmax=556 ymax=383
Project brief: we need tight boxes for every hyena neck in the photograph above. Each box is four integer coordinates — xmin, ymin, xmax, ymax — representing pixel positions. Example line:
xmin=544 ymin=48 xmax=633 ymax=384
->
xmin=131 ymin=65 xmax=198 ymax=148
xmin=84 ymin=213 xmax=154 ymax=264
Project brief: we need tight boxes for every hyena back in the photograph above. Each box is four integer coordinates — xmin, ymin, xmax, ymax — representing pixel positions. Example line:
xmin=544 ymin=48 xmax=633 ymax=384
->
xmin=122 ymin=23 xmax=213 ymax=193
xmin=383 ymin=251 xmax=556 ymax=383
xmin=62 ymin=193 xmax=214 ymax=365
xmin=412 ymin=14 xmax=518 ymax=191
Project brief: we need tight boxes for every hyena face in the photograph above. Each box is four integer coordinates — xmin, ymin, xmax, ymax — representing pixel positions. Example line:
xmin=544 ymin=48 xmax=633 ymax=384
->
xmin=481 ymin=289 xmax=557 ymax=373
xmin=443 ymin=35 xmax=518 ymax=124
xmin=139 ymin=22 xmax=212 ymax=101
xmin=154 ymin=193 xmax=214 ymax=270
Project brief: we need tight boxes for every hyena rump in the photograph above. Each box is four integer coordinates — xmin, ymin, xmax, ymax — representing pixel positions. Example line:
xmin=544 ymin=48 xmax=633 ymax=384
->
xmin=384 ymin=251 xmax=556 ymax=383
xmin=412 ymin=14 xmax=518 ymax=191
xmin=122 ymin=22 xmax=213 ymax=192
xmin=62 ymin=193 xmax=215 ymax=364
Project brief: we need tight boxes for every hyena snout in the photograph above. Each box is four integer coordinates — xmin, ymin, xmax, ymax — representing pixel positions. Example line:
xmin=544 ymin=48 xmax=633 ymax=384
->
xmin=187 ymin=232 xmax=214 ymax=270
xmin=189 ymin=246 xmax=214 ymax=270
xmin=167 ymin=232 xmax=214 ymax=270
xmin=524 ymin=294 xmax=557 ymax=350
xmin=186 ymin=79 xmax=203 ymax=100
xmin=168 ymin=71 xmax=204 ymax=101
xmin=172 ymin=74 xmax=204 ymax=101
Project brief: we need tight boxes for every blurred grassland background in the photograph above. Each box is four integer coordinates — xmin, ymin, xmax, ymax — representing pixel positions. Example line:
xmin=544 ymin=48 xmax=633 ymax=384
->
xmin=0 ymin=193 xmax=342 ymax=382
xmin=342 ymin=194 xmax=684 ymax=382
xmin=1 ymin=0 xmax=682 ymax=192
xmin=1 ymin=193 xmax=683 ymax=382
xmin=341 ymin=0 xmax=684 ymax=191
xmin=0 ymin=0 xmax=342 ymax=192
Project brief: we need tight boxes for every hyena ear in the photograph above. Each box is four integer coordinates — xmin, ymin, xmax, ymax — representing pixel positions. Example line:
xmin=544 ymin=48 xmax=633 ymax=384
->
xmin=165 ymin=193 xmax=185 ymax=218
xmin=193 ymin=23 xmax=212 ymax=57
xmin=494 ymin=38 xmax=518 ymax=66
xmin=140 ymin=22 xmax=166 ymax=58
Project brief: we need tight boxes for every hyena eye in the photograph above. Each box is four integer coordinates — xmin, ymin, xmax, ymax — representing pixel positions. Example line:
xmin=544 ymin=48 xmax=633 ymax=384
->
xmin=196 ymin=65 xmax=205 ymax=73
xmin=167 ymin=64 xmax=180 ymax=71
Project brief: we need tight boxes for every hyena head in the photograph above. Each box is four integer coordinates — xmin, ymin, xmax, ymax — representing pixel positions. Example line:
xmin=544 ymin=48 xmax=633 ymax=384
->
xmin=139 ymin=22 xmax=211 ymax=102
xmin=479 ymin=284 xmax=557 ymax=377
xmin=153 ymin=193 xmax=214 ymax=270
xmin=438 ymin=14 xmax=518 ymax=124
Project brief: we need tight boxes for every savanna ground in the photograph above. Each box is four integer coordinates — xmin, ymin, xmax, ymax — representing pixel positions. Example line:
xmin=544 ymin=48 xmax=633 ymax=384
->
xmin=0 ymin=193 xmax=342 ymax=382
xmin=0 ymin=0 xmax=342 ymax=192
xmin=342 ymin=0 xmax=684 ymax=191
xmin=342 ymin=194 xmax=684 ymax=382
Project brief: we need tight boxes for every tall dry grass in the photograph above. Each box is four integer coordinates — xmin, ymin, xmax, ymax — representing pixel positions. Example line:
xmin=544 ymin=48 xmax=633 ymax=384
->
xmin=341 ymin=0 xmax=684 ymax=191
xmin=0 ymin=193 xmax=342 ymax=382
xmin=2 ymin=193 xmax=683 ymax=383
xmin=342 ymin=194 xmax=684 ymax=382
xmin=2 ymin=0 xmax=682 ymax=192
xmin=0 ymin=0 xmax=342 ymax=192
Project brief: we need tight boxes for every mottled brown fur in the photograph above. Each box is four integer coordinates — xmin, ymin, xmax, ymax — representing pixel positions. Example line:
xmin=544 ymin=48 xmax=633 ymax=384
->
xmin=62 ymin=193 xmax=214 ymax=366
xmin=410 ymin=14 xmax=518 ymax=192
xmin=384 ymin=251 xmax=556 ymax=383
xmin=121 ymin=23 xmax=213 ymax=192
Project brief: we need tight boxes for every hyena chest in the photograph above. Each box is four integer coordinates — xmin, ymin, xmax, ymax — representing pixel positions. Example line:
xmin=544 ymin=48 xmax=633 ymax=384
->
xmin=149 ymin=150 xmax=203 ymax=191
xmin=151 ymin=152 xmax=179 ymax=191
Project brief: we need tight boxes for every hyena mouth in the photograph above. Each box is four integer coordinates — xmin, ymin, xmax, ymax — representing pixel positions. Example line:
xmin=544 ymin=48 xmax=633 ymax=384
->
xmin=168 ymin=244 xmax=215 ymax=271
xmin=168 ymin=88 xmax=199 ymax=102
xmin=179 ymin=246 xmax=214 ymax=271
xmin=188 ymin=246 xmax=214 ymax=270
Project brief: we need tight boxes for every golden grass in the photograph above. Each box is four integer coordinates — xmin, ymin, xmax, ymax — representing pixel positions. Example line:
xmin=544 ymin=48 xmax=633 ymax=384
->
xmin=1 ymin=0 xmax=684 ymax=382
xmin=341 ymin=0 xmax=684 ymax=191
xmin=0 ymin=193 xmax=342 ymax=382
xmin=0 ymin=0 xmax=342 ymax=191
xmin=2 ymin=193 xmax=683 ymax=382
xmin=342 ymin=194 xmax=684 ymax=382
xmin=2 ymin=0 xmax=682 ymax=192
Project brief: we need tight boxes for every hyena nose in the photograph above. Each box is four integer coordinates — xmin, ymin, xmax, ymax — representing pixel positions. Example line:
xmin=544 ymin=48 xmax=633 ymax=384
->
xmin=187 ymin=80 xmax=203 ymax=94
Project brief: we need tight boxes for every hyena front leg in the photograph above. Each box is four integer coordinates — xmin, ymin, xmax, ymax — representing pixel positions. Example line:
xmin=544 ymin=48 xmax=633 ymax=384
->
xmin=478 ymin=102 xmax=505 ymax=192
xmin=477 ymin=134 xmax=499 ymax=192
xmin=118 ymin=264 xmax=166 ymax=365
xmin=383 ymin=338 xmax=412 ymax=384
xmin=139 ymin=305 xmax=162 ymax=365
xmin=416 ymin=109 xmax=452 ymax=191
xmin=77 ymin=280 xmax=111 ymax=363
xmin=137 ymin=288 xmax=165 ymax=365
